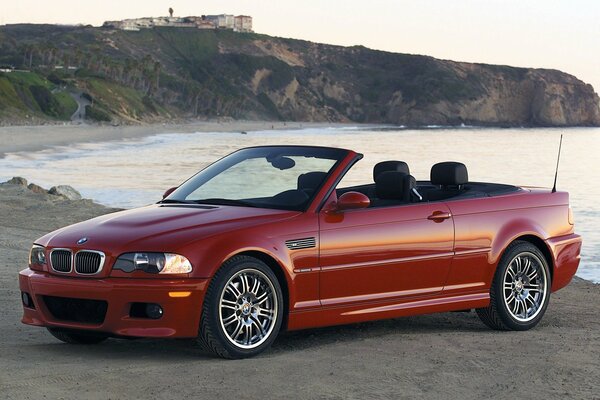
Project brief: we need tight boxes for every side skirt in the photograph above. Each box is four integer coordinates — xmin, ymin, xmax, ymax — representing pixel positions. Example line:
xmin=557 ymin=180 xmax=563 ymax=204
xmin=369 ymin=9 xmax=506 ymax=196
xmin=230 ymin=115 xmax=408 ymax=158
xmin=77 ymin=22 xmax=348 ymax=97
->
xmin=286 ymin=292 xmax=489 ymax=331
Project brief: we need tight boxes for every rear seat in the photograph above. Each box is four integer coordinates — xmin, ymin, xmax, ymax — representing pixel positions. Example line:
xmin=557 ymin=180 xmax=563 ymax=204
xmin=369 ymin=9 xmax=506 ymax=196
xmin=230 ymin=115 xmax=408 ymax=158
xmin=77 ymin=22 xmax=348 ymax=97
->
xmin=426 ymin=161 xmax=469 ymax=201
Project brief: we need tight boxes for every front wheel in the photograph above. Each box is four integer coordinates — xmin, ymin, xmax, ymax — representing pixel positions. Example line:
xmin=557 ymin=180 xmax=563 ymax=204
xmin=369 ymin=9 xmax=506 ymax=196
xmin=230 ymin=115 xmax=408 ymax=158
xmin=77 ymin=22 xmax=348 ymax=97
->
xmin=476 ymin=241 xmax=551 ymax=331
xmin=197 ymin=256 xmax=284 ymax=359
xmin=47 ymin=328 xmax=108 ymax=344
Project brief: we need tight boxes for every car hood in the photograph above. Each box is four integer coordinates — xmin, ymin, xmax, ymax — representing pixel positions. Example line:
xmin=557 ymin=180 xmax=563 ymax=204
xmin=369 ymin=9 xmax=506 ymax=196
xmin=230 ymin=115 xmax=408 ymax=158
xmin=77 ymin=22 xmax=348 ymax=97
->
xmin=36 ymin=203 xmax=300 ymax=254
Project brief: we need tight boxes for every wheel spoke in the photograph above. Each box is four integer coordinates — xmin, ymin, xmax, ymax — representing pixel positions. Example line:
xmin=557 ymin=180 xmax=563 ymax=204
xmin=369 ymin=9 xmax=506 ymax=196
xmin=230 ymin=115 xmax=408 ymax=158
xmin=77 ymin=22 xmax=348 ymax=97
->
xmin=250 ymin=276 xmax=260 ymax=295
xmin=231 ymin=320 xmax=243 ymax=339
xmin=244 ymin=324 xmax=252 ymax=345
xmin=514 ymin=257 xmax=522 ymax=274
xmin=250 ymin=316 xmax=266 ymax=338
xmin=510 ymin=299 xmax=518 ymax=315
xmin=240 ymin=274 xmax=249 ymax=294
xmin=257 ymin=308 xmax=274 ymax=320
xmin=256 ymin=291 xmax=271 ymax=305
xmin=506 ymin=292 xmax=515 ymax=304
xmin=222 ymin=313 xmax=238 ymax=327
xmin=523 ymin=295 xmax=534 ymax=310
xmin=522 ymin=258 xmax=532 ymax=276
xmin=507 ymin=266 xmax=516 ymax=278
xmin=226 ymin=282 xmax=242 ymax=298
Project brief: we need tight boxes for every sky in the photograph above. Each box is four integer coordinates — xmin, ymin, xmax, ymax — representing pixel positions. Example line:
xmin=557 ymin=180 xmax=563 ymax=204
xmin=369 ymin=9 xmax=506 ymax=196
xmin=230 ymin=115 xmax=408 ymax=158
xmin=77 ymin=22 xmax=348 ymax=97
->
xmin=1 ymin=0 xmax=599 ymax=92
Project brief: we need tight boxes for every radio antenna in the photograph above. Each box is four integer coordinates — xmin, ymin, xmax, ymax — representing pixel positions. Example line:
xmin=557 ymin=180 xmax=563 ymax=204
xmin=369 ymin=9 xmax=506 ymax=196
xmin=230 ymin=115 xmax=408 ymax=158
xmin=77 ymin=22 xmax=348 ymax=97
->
xmin=551 ymin=134 xmax=563 ymax=193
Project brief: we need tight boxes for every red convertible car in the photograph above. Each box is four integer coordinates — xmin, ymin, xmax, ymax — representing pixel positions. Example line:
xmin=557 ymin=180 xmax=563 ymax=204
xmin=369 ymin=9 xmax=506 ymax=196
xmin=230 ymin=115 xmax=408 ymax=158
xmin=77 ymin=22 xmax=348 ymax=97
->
xmin=19 ymin=145 xmax=581 ymax=358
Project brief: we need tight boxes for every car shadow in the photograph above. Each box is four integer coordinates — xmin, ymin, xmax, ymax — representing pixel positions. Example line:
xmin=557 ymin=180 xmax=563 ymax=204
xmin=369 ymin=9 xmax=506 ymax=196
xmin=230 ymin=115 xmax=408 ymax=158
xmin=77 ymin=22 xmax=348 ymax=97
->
xmin=271 ymin=311 xmax=488 ymax=353
xmin=24 ymin=311 xmax=489 ymax=361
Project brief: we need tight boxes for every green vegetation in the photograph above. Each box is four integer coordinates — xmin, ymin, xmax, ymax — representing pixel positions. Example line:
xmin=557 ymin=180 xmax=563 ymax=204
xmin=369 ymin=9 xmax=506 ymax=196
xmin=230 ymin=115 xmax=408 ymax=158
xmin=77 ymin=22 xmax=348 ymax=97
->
xmin=29 ymin=85 xmax=63 ymax=117
xmin=54 ymin=92 xmax=78 ymax=119
xmin=0 ymin=23 xmax=593 ymax=126
xmin=0 ymin=71 xmax=77 ymax=120
xmin=85 ymin=104 xmax=111 ymax=122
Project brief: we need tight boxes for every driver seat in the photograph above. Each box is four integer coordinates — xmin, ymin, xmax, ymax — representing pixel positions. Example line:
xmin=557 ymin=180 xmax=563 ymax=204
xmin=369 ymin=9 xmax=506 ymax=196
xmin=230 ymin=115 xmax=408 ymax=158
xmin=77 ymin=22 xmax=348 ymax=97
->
xmin=297 ymin=171 xmax=327 ymax=196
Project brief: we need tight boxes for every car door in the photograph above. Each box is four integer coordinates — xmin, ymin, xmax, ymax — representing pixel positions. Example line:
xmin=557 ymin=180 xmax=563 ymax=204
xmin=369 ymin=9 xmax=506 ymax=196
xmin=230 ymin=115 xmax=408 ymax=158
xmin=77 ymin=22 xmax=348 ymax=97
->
xmin=318 ymin=201 xmax=454 ymax=306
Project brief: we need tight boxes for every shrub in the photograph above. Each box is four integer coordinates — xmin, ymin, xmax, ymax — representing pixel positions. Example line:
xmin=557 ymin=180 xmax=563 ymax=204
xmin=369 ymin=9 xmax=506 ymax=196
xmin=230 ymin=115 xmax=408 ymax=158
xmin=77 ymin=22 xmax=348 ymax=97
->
xmin=85 ymin=105 xmax=111 ymax=121
xmin=29 ymin=85 xmax=64 ymax=117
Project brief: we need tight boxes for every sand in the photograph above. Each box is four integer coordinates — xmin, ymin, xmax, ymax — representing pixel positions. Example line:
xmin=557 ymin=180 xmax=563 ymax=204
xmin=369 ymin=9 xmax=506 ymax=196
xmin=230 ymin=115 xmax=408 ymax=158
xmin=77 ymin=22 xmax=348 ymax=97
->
xmin=0 ymin=121 xmax=344 ymax=157
xmin=0 ymin=182 xmax=598 ymax=399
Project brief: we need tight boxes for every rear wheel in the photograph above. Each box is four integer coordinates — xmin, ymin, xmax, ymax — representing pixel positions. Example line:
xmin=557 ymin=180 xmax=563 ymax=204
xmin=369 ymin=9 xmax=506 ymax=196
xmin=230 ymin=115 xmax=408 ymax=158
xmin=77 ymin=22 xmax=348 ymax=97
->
xmin=47 ymin=327 xmax=108 ymax=344
xmin=476 ymin=241 xmax=550 ymax=330
xmin=197 ymin=255 xmax=284 ymax=359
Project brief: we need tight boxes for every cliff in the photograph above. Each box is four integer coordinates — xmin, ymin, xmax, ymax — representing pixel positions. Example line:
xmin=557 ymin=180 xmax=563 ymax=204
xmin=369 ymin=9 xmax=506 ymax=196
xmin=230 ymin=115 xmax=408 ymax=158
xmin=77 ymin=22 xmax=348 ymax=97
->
xmin=1 ymin=24 xmax=598 ymax=127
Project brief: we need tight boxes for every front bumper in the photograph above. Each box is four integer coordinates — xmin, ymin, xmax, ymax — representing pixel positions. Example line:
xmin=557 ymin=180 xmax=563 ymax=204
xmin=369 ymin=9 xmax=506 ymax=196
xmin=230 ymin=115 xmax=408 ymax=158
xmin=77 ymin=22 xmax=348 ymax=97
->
xmin=19 ymin=268 xmax=208 ymax=338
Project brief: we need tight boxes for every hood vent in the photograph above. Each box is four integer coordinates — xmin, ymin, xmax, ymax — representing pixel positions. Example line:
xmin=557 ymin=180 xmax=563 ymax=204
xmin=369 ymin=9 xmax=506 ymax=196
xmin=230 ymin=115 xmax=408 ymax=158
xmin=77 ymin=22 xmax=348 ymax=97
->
xmin=285 ymin=237 xmax=316 ymax=250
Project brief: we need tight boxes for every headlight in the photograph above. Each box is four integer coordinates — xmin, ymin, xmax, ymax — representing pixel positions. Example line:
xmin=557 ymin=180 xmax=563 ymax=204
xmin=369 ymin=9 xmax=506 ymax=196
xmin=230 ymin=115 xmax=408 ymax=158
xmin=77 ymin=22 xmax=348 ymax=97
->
xmin=113 ymin=252 xmax=192 ymax=274
xmin=30 ymin=245 xmax=46 ymax=266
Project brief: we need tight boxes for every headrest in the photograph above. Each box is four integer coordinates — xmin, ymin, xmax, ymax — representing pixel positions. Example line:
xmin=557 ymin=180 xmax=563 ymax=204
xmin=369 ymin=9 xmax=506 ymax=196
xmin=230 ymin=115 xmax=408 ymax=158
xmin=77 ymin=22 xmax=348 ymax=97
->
xmin=373 ymin=161 xmax=410 ymax=181
xmin=298 ymin=171 xmax=327 ymax=190
xmin=431 ymin=162 xmax=468 ymax=186
xmin=375 ymin=171 xmax=408 ymax=200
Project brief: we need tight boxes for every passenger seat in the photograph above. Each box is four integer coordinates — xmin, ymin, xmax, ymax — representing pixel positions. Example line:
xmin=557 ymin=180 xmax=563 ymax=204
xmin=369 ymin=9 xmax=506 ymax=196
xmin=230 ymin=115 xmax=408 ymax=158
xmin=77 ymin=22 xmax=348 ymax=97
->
xmin=372 ymin=171 xmax=416 ymax=207
xmin=373 ymin=161 xmax=410 ymax=181
xmin=369 ymin=161 xmax=410 ymax=200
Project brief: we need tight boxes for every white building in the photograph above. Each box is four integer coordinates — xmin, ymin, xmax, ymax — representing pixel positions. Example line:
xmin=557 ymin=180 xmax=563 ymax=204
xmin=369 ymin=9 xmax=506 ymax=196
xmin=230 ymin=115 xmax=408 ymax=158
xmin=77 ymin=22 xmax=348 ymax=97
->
xmin=103 ymin=14 xmax=252 ymax=32
xmin=234 ymin=15 xmax=253 ymax=32
xmin=205 ymin=14 xmax=235 ymax=29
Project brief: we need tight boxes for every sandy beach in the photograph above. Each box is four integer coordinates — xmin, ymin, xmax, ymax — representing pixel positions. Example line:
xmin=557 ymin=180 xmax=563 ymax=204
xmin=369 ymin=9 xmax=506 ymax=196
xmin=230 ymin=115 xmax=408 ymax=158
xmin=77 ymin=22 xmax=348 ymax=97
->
xmin=0 ymin=121 xmax=345 ymax=157
xmin=1 ymin=122 xmax=599 ymax=399
xmin=0 ymin=180 xmax=598 ymax=399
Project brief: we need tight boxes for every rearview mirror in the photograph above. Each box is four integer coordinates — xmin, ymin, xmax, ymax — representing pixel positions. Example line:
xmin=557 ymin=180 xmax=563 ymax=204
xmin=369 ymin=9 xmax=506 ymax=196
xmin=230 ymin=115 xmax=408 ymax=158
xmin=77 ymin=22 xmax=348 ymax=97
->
xmin=337 ymin=191 xmax=370 ymax=211
xmin=270 ymin=156 xmax=295 ymax=170
xmin=162 ymin=186 xmax=178 ymax=199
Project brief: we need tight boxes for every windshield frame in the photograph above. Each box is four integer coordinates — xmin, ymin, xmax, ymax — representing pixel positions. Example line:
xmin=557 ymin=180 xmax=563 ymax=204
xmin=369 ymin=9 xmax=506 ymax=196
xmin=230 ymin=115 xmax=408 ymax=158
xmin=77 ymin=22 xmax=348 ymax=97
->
xmin=163 ymin=146 xmax=350 ymax=212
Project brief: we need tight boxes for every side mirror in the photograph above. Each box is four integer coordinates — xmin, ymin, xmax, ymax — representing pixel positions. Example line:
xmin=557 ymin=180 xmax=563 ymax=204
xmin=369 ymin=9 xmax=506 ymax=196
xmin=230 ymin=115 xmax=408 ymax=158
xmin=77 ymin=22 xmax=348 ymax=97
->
xmin=162 ymin=186 xmax=178 ymax=199
xmin=336 ymin=191 xmax=370 ymax=211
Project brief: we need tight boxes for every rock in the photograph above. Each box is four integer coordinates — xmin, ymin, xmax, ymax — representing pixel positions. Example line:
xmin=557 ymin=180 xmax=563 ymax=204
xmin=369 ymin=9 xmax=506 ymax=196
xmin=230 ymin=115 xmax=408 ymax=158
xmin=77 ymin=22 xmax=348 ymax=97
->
xmin=48 ymin=185 xmax=82 ymax=200
xmin=27 ymin=183 xmax=47 ymax=194
xmin=3 ymin=177 xmax=28 ymax=186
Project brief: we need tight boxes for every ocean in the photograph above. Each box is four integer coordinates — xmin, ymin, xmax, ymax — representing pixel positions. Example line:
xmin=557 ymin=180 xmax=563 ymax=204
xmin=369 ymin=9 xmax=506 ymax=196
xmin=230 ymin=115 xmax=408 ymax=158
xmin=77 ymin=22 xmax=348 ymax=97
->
xmin=1 ymin=126 xmax=599 ymax=282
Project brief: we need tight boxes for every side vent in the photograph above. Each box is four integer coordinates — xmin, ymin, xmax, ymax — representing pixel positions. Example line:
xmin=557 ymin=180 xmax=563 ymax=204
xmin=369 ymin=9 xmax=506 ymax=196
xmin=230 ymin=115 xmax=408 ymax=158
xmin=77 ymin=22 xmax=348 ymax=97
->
xmin=285 ymin=237 xmax=316 ymax=250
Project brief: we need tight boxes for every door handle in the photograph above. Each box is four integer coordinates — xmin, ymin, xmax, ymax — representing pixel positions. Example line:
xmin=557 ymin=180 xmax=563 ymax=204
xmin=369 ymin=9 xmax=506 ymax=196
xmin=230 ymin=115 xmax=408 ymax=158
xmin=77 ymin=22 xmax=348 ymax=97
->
xmin=427 ymin=211 xmax=452 ymax=221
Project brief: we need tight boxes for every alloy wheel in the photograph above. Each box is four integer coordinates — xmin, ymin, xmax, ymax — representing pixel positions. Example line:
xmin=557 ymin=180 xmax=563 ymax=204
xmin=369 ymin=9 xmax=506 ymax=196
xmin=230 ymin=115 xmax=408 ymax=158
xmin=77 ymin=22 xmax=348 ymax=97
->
xmin=502 ymin=251 xmax=548 ymax=322
xmin=218 ymin=268 xmax=278 ymax=349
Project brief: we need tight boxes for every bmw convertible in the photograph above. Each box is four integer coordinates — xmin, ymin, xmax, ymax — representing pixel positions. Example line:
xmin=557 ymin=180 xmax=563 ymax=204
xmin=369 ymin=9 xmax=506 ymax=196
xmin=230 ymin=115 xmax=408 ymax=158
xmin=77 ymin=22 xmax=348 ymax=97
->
xmin=19 ymin=145 xmax=582 ymax=358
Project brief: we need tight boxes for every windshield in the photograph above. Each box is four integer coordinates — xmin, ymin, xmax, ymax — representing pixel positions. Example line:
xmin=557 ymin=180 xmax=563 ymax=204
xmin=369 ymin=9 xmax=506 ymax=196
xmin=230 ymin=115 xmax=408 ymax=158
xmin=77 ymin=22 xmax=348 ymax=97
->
xmin=164 ymin=146 xmax=348 ymax=211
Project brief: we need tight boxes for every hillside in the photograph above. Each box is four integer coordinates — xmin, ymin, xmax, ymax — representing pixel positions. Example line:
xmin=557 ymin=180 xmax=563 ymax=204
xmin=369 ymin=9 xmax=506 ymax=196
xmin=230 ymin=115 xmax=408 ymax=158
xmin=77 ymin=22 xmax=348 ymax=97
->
xmin=1 ymin=24 xmax=599 ymax=127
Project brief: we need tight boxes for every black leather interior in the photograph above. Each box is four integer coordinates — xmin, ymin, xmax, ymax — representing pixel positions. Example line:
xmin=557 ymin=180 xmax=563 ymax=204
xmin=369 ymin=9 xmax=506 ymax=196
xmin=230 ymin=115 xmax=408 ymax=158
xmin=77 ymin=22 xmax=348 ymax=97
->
xmin=272 ymin=189 xmax=309 ymax=206
xmin=297 ymin=171 xmax=327 ymax=195
xmin=430 ymin=162 xmax=468 ymax=186
xmin=373 ymin=171 xmax=416 ymax=206
xmin=427 ymin=162 xmax=469 ymax=201
xmin=373 ymin=161 xmax=410 ymax=181
xmin=337 ymin=159 xmax=520 ymax=207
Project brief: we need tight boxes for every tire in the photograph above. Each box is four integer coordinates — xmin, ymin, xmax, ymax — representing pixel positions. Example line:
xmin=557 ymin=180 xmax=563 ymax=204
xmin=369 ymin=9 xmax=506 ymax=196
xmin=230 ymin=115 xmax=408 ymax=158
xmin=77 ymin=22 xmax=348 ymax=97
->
xmin=47 ymin=327 xmax=108 ymax=344
xmin=197 ymin=255 xmax=284 ymax=359
xmin=476 ymin=241 xmax=551 ymax=331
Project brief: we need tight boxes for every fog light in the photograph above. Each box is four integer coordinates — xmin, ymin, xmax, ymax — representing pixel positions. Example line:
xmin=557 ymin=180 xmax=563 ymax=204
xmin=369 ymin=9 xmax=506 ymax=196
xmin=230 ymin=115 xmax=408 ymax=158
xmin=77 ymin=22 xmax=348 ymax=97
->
xmin=145 ymin=303 xmax=163 ymax=319
xmin=21 ymin=292 xmax=34 ymax=309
